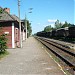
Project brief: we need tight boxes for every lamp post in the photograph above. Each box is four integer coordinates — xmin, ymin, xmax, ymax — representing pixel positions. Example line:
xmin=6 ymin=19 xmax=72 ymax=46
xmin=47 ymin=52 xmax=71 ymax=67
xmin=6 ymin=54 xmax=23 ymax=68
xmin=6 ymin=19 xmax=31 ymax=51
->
xmin=18 ymin=0 xmax=22 ymax=48
xmin=25 ymin=14 xmax=27 ymax=40
xmin=25 ymin=8 xmax=33 ymax=41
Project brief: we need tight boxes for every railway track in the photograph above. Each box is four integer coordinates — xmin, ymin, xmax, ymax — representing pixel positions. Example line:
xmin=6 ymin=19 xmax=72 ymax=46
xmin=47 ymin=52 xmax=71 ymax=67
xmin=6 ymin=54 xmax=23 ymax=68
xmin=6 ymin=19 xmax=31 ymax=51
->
xmin=35 ymin=36 xmax=75 ymax=73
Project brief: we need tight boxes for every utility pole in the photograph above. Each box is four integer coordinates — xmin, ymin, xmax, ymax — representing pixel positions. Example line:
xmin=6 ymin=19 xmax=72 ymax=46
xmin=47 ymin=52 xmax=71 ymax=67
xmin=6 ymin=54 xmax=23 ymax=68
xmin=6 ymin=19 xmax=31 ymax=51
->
xmin=25 ymin=8 xmax=33 ymax=40
xmin=18 ymin=0 xmax=22 ymax=48
xmin=25 ymin=14 xmax=27 ymax=40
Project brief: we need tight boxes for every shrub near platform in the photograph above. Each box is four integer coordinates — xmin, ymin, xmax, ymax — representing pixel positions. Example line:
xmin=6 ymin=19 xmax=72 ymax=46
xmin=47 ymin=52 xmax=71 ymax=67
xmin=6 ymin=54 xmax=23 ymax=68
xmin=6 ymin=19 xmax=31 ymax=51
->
xmin=0 ymin=51 xmax=9 ymax=59
xmin=0 ymin=34 xmax=9 ymax=59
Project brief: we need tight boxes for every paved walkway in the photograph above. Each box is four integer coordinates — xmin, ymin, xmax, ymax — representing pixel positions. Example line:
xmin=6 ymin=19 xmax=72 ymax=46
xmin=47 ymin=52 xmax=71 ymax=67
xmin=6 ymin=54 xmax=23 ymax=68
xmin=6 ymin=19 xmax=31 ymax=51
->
xmin=0 ymin=37 xmax=65 ymax=75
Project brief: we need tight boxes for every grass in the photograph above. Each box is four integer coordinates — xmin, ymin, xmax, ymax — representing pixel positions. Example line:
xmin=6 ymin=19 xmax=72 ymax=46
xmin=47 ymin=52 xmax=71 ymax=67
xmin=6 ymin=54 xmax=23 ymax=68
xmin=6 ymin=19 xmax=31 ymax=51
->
xmin=0 ymin=50 xmax=9 ymax=60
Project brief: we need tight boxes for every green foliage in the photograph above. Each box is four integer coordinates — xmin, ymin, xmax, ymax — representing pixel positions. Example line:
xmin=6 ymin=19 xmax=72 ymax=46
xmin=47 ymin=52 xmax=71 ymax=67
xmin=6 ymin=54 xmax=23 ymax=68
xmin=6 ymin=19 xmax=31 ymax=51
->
xmin=54 ymin=20 xmax=74 ymax=29
xmin=26 ymin=20 xmax=32 ymax=37
xmin=40 ymin=20 xmax=75 ymax=34
xmin=54 ymin=20 xmax=62 ymax=29
xmin=0 ymin=8 xmax=3 ymax=19
xmin=0 ymin=34 xmax=7 ymax=52
xmin=0 ymin=50 xmax=9 ymax=59
xmin=0 ymin=8 xmax=3 ymax=14
xmin=44 ymin=25 xmax=53 ymax=32
xmin=61 ymin=21 xmax=73 ymax=28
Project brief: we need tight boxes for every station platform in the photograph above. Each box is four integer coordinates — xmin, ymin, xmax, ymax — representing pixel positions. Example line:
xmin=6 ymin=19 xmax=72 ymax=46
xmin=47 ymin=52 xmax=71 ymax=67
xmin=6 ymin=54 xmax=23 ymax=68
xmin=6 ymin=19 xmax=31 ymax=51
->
xmin=0 ymin=37 xmax=65 ymax=75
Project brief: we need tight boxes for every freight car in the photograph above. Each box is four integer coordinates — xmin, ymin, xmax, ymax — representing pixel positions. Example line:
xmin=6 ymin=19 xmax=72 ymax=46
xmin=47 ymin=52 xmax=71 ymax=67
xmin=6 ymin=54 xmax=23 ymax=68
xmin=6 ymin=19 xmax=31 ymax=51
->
xmin=36 ymin=26 xmax=75 ymax=40
xmin=56 ymin=27 xmax=69 ymax=38
xmin=37 ymin=31 xmax=46 ymax=37
xmin=68 ymin=26 xmax=75 ymax=38
xmin=50 ymin=30 xmax=56 ymax=38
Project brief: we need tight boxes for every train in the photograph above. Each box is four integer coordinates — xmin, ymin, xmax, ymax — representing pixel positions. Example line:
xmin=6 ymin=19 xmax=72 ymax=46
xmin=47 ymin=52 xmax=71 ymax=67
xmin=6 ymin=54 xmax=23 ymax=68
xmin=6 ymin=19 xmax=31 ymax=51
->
xmin=36 ymin=26 xmax=75 ymax=39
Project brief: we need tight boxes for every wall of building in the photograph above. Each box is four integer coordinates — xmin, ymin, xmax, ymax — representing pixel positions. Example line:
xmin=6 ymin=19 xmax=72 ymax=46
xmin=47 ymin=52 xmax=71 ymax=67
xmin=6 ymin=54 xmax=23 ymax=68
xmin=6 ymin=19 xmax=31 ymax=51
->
xmin=0 ymin=22 xmax=12 ymax=48
xmin=0 ymin=21 xmax=25 ymax=48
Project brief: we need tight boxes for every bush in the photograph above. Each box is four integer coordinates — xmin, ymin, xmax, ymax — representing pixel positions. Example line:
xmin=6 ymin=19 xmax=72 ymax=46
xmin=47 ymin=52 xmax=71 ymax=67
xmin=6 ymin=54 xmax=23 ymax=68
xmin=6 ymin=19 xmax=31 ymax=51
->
xmin=0 ymin=34 xmax=7 ymax=52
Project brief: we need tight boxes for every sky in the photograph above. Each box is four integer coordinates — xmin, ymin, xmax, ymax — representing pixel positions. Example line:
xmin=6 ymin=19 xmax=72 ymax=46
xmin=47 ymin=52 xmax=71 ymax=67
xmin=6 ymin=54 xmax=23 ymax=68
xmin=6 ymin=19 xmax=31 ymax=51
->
xmin=0 ymin=0 xmax=74 ymax=34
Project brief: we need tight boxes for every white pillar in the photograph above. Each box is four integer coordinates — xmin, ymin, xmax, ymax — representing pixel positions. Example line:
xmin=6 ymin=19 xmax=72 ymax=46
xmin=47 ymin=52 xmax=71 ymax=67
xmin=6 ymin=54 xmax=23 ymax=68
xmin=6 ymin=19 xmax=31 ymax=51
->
xmin=23 ymin=29 xmax=25 ymax=41
xmin=12 ymin=22 xmax=15 ymax=48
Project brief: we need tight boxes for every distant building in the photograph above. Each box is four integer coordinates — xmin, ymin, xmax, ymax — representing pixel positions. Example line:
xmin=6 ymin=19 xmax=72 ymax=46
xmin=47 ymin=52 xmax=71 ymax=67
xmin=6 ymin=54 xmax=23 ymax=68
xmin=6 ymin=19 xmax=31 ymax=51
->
xmin=0 ymin=7 xmax=25 ymax=48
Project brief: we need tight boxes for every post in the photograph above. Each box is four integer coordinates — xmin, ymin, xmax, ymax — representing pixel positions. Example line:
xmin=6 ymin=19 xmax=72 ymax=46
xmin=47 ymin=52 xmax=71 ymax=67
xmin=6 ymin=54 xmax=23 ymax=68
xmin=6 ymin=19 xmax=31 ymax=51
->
xmin=25 ymin=14 xmax=27 ymax=40
xmin=18 ymin=0 xmax=22 ymax=47
xmin=25 ymin=8 xmax=33 ymax=40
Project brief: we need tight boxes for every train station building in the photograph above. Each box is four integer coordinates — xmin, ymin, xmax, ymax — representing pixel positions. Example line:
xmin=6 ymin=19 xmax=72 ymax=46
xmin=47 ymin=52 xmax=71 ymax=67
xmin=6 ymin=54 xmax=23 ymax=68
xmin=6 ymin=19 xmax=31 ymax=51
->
xmin=0 ymin=7 xmax=26 ymax=48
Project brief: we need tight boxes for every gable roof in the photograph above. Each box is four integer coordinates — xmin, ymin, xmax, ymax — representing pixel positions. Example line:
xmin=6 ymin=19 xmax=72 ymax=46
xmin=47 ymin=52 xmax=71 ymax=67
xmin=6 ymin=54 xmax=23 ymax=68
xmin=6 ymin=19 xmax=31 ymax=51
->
xmin=0 ymin=7 xmax=20 ymax=22
xmin=11 ymin=15 xmax=20 ymax=22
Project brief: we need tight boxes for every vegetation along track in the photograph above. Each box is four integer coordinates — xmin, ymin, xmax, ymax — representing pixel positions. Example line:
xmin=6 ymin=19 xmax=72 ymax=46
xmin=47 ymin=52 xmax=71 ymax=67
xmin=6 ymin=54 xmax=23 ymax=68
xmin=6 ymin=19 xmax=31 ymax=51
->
xmin=35 ymin=36 xmax=75 ymax=72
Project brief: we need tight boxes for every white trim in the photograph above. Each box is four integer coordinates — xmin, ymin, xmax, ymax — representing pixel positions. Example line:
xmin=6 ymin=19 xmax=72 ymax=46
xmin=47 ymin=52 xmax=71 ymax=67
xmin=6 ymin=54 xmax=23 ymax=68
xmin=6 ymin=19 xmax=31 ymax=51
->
xmin=12 ymin=23 xmax=15 ymax=48
xmin=15 ymin=28 xmax=18 ymax=29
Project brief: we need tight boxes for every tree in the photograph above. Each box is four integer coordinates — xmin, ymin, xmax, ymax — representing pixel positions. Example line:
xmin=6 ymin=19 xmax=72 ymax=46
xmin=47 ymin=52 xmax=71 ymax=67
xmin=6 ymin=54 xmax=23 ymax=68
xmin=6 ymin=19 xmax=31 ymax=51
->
xmin=55 ymin=19 xmax=59 ymax=29
xmin=0 ymin=8 xmax=3 ymax=19
xmin=54 ymin=19 xmax=62 ymax=29
xmin=61 ymin=21 xmax=74 ymax=28
xmin=59 ymin=22 xmax=63 ymax=28
xmin=0 ymin=8 xmax=3 ymax=13
xmin=26 ymin=20 xmax=32 ymax=37
xmin=61 ymin=21 xmax=69 ymax=28
xmin=44 ymin=25 xmax=52 ymax=32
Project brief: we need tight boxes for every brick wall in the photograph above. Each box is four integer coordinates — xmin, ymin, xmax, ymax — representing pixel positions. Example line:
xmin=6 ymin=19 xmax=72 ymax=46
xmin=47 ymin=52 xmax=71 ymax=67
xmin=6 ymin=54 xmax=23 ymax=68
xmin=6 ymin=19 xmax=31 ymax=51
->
xmin=0 ymin=22 xmax=12 ymax=48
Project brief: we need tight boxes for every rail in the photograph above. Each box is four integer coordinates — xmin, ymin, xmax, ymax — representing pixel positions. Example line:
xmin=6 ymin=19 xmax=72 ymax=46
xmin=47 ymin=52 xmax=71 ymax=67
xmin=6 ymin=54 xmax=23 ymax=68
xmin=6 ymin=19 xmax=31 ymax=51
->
xmin=35 ymin=36 xmax=75 ymax=71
